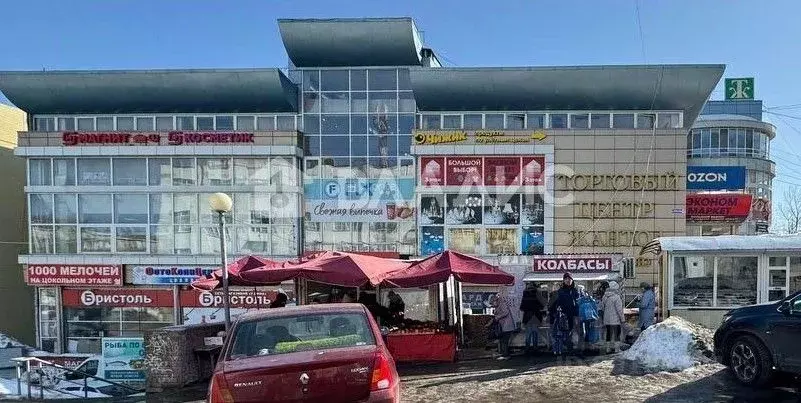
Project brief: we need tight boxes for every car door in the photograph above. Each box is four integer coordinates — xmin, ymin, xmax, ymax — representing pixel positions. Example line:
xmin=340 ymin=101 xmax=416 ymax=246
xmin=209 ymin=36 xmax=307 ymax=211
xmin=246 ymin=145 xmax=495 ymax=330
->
xmin=769 ymin=294 xmax=801 ymax=371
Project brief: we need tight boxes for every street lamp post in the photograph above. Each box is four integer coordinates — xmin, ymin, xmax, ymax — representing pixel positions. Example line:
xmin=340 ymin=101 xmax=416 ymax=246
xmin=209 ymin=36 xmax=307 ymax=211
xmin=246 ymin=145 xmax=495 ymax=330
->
xmin=208 ymin=192 xmax=233 ymax=334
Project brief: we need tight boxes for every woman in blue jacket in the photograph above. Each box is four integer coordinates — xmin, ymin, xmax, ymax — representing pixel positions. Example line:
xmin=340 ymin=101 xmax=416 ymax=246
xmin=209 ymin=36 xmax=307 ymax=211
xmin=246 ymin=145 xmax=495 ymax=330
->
xmin=638 ymin=282 xmax=656 ymax=331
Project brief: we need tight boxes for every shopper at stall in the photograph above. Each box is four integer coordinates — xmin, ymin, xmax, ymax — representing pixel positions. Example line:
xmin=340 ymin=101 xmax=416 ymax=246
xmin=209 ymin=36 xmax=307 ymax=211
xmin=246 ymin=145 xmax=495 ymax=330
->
xmin=387 ymin=290 xmax=406 ymax=324
xmin=548 ymin=273 xmax=579 ymax=353
xmin=600 ymin=281 xmax=625 ymax=353
xmin=577 ymin=285 xmax=599 ymax=352
xmin=638 ymin=282 xmax=656 ymax=331
xmin=490 ymin=289 xmax=517 ymax=360
xmin=270 ymin=291 xmax=288 ymax=308
xmin=520 ymin=282 xmax=545 ymax=353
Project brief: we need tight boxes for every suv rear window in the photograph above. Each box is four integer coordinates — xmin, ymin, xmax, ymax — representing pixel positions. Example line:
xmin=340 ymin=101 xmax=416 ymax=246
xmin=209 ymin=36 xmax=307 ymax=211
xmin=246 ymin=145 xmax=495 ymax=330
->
xmin=228 ymin=313 xmax=375 ymax=359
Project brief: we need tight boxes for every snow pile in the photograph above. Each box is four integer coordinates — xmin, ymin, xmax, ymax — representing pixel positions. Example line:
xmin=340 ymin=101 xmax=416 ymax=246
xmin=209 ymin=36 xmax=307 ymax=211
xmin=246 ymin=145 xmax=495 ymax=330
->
xmin=619 ymin=316 xmax=714 ymax=373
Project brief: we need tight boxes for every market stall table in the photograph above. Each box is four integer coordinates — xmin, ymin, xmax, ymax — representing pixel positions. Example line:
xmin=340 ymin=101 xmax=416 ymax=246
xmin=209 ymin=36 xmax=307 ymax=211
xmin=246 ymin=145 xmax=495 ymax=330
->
xmin=386 ymin=332 xmax=457 ymax=363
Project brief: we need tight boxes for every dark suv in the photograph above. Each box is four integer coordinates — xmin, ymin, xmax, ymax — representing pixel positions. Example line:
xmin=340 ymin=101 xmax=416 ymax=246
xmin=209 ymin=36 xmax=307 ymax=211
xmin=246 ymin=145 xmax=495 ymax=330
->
xmin=714 ymin=291 xmax=801 ymax=386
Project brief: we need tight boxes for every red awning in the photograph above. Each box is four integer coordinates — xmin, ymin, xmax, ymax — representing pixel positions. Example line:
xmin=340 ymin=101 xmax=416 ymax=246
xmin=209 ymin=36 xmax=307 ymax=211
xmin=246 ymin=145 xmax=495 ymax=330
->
xmin=191 ymin=255 xmax=287 ymax=291
xmin=383 ymin=251 xmax=514 ymax=288
xmin=261 ymin=251 xmax=410 ymax=288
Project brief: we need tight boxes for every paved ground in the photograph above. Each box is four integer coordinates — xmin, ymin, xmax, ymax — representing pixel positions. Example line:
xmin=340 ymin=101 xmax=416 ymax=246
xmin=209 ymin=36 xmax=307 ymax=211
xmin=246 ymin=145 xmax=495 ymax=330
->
xmin=36 ymin=352 xmax=797 ymax=403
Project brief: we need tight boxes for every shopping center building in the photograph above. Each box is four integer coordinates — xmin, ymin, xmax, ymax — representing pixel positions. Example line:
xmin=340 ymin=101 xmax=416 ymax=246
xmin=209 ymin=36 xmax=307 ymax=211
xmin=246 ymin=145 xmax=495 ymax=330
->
xmin=0 ymin=17 xmax=724 ymax=353
xmin=686 ymin=96 xmax=775 ymax=236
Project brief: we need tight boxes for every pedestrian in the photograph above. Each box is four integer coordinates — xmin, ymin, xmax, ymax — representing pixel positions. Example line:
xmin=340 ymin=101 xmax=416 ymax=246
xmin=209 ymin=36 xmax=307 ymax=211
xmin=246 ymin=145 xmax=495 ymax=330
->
xmin=519 ymin=282 xmax=545 ymax=354
xmin=491 ymin=289 xmax=517 ymax=360
xmin=638 ymin=282 xmax=656 ymax=331
xmin=270 ymin=291 xmax=288 ymax=308
xmin=576 ymin=285 xmax=599 ymax=352
xmin=549 ymin=273 xmax=579 ymax=354
xmin=600 ymin=281 xmax=625 ymax=353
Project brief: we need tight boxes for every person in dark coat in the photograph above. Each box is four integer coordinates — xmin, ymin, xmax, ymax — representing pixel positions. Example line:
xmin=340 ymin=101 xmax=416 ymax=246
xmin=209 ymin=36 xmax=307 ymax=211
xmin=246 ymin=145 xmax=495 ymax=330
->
xmin=520 ymin=282 xmax=546 ymax=353
xmin=270 ymin=291 xmax=288 ymax=308
xmin=549 ymin=273 xmax=579 ymax=352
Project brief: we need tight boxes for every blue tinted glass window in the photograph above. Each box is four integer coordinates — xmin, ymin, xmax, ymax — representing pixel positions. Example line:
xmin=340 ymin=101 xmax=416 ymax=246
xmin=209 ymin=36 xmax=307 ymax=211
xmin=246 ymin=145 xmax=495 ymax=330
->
xmin=351 ymin=115 xmax=368 ymax=134
xmin=321 ymin=136 xmax=350 ymax=156
xmin=550 ymin=114 xmax=568 ymax=129
xmin=351 ymin=136 xmax=367 ymax=156
xmin=304 ymin=136 xmax=320 ymax=156
xmin=369 ymin=135 xmax=397 ymax=157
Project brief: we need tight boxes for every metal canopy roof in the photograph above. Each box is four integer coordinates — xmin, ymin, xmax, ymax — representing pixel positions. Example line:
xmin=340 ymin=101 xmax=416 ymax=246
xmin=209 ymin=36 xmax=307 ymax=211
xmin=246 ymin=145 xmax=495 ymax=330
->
xmin=278 ymin=18 xmax=423 ymax=67
xmin=0 ymin=69 xmax=298 ymax=114
xmin=409 ymin=65 xmax=725 ymax=128
xmin=641 ymin=234 xmax=801 ymax=255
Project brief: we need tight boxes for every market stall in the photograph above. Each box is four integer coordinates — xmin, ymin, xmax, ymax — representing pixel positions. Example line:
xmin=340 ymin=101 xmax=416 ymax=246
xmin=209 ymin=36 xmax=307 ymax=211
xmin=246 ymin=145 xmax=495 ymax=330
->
xmin=382 ymin=251 xmax=514 ymax=362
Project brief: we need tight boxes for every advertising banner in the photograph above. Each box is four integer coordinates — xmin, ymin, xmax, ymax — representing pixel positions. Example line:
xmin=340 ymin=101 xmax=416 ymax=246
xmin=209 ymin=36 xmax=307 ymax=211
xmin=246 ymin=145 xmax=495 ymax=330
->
xmin=445 ymin=157 xmax=483 ymax=186
xmin=62 ymin=288 xmax=174 ymax=308
xmin=686 ymin=166 xmax=746 ymax=190
xmin=484 ymin=157 xmax=521 ymax=186
xmin=303 ymin=178 xmax=415 ymax=201
xmin=531 ymin=255 xmax=617 ymax=273
xmin=62 ymin=131 xmax=254 ymax=146
xmin=751 ymin=198 xmax=771 ymax=221
xmin=179 ymin=288 xmax=279 ymax=309
xmin=420 ymin=157 xmax=445 ymax=186
xmin=462 ymin=292 xmax=496 ymax=310
xmin=413 ymin=130 xmax=547 ymax=145
xmin=101 ymin=338 xmax=146 ymax=382
xmin=521 ymin=156 xmax=546 ymax=186
xmin=686 ymin=193 xmax=752 ymax=221
xmin=305 ymin=201 xmax=415 ymax=222
xmin=125 ymin=266 xmax=215 ymax=285
xmin=24 ymin=265 xmax=122 ymax=287
xmin=421 ymin=156 xmax=546 ymax=187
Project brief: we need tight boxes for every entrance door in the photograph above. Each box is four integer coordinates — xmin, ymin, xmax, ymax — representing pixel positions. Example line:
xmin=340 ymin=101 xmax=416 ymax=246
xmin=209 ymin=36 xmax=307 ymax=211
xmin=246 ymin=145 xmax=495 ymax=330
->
xmin=766 ymin=257 xmax=790 ymax=302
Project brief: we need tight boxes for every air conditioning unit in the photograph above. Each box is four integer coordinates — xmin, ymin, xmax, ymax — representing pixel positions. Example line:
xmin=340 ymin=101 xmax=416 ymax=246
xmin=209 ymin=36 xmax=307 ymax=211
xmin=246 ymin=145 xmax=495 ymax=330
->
xmin=623 ymin=257 xmax=636 ymax=279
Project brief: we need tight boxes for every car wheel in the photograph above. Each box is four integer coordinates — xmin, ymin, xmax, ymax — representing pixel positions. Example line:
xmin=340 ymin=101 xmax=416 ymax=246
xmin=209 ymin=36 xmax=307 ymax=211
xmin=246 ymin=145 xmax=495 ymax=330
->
xmin=729 ymin=335 xmax=773 ymax=386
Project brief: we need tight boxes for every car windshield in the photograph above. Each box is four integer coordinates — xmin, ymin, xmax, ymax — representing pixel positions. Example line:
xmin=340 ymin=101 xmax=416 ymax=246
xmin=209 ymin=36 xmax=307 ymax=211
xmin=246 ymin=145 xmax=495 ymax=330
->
xmin=228 ymin=312 xmax=375 ymax=359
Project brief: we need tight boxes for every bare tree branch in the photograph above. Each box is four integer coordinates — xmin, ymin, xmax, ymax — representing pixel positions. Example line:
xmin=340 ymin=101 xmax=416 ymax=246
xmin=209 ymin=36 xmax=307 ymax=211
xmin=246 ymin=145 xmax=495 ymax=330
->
xmin=778 ymin=186 xmax=801 ymax=234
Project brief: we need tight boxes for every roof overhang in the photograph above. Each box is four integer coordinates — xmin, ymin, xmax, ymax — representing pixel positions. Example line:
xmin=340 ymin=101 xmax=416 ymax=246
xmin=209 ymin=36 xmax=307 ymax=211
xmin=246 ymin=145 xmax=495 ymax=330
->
xmin=278 ymin=18 xmax=423 ymax=67
xmin=0 ymin=69 xmax=298 ymax=114
xmin=410 ymin=64 xmax=725 ymax=128
xmin=641 ymin=234 xmax=801 ymax=255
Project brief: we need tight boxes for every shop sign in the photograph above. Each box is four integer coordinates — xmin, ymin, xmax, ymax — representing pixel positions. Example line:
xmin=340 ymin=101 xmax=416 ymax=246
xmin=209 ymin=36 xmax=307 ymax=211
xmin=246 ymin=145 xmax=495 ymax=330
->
xmin=755 ymin=222 xmax=769 ymax=234
xmin=179 ymin=288 xmax=278 ymax=309
xmin=305 ymin=200 xmax=415 ymax=222
xmin=62 ymin=288 xmax=174 ymax=308
xmin=125 ymin=265 xmax=215 ymax=285
xmin=462 ymin=292 xmax=495 ymax=310
xmin=28 ymin=355 xmax=91 ymax=369
xmin=62 ymin=131 xmax=255 ymax=146
xmin=101 ymin=337 xmax=145 ymax=382
xmin=531 ymin=255 xmax=617 ymax=273
xmin=686 ymin=166 xmax=746 ymax=190
xmin=446 ymin=157 xmax=483 ymax=186
xmin=413 ymin=130 xmax=547 ymax=145
xmin=567 ymin=230 xmax=662 ymax=247
xmin=556 ymin=173 xmax=680 ymax=191
xmin=421 ymin=156 xmax=545 ymax=187
xmin=725 ymin=77 xmax=754 ymax=100
xmin=304 ymin=178 xmax=415 ymax=201
xmin=686 ymin=193 xmax=752 ymax=221
xmin=751 ymin=198 xmax=771 ymax=221
xmin=24 ymin=265 xmax=122 ymax=287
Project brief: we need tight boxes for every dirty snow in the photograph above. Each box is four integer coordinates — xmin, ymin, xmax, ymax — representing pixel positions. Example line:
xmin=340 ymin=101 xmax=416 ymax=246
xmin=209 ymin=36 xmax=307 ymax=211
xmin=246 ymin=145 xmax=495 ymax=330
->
xmin=619 ymin=316 xmax=715 ymax=373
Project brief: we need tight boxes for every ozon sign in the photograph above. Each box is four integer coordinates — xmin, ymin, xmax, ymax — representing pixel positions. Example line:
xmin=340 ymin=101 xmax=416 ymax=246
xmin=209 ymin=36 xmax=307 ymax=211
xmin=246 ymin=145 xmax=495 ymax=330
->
xmin=62 ymin=288 xmax=173 ymax=308
xmin=686 ymin=166 xmax=746 ymax=190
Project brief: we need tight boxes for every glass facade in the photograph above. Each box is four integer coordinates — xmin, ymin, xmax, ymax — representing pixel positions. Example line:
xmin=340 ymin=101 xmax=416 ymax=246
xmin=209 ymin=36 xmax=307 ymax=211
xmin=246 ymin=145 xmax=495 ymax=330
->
xmin=687 ymin=127 xmax=771 ymax=159
xmin=415 ymin=111 xmax=682 ymax=130
xmin=32 ymin=114 xmax=297 ymax=132
xmin=27 ymin=157 xmax=301 ymax=256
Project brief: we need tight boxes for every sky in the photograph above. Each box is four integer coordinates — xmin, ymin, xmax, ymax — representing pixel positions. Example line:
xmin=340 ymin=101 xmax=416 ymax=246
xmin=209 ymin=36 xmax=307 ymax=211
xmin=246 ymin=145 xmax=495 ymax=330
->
xmin=1 ymin=0 xmax=800 ymax=227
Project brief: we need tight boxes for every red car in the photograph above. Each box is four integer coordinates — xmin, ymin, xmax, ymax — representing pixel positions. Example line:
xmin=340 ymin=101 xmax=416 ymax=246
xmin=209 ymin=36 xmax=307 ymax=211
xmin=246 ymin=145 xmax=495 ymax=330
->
xmin=208 ymin=303 xmax=400 ymax=403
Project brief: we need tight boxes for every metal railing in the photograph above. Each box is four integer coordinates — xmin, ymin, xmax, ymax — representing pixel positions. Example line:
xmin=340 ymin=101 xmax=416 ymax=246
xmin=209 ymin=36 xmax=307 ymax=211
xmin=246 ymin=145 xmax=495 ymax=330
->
xmin=12 ymin=356 xmax=143 ymax=400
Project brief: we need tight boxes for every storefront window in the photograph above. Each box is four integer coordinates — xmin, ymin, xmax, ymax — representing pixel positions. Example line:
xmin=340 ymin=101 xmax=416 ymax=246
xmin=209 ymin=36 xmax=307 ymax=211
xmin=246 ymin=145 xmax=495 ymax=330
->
xmin=116 ymin=227 xmax=147 ymax=252
xmin=80 ymin=227 xmax=112 ymax=252
xmin=30 ymin=194 xmax=53 ymax=224
xmin=172 ymin=158 xmax=196 ymax=185
xmin=31 ymin=226 xmax=54 ymax=253
xmin=53 ymin=158 xmax=75 ymax=186
xmin=77 ymin=159 xmax=111 ymax=186
xmin=29 ymin=159 xmax=52 ymax=186
xmin=54 ymin=194 xmax=77 ymax=223
xmin=65 ymin=307 xmax=173 ymax=353
xmin=198 ymin=158 xmax=232 ymax=186
xmin=148 ymin=158 xmax=171 ymax=185
xmin=112 ymin=158 xmax=147 ymax=186
xmin=790 ymin=257 xmax=801 ymax=296
xmin=38 ymin=288 xmax=59 ymax=353
xmin=114 ymin=194 xmax=148 ymax=223
xmin=673 ymin=256 xmax=714 ymax=307
xmin=716 ymin=256 xmax=758 ymax=307
xmin=55 ymin=226 xmax=77 ymax=253
xmin=79 ymin=194 xmax=112 ymax=223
